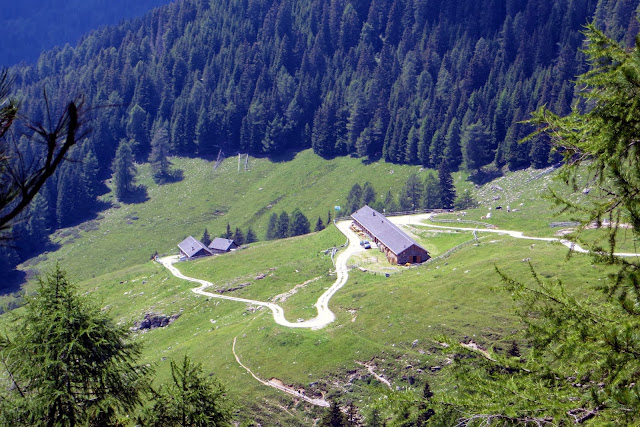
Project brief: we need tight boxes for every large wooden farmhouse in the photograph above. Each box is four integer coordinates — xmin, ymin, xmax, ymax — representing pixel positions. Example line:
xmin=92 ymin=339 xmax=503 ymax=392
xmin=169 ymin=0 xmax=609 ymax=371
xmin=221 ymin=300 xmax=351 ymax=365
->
xmin=351 ymin=206 xmax=430 ymax=265
xmin=178 ymin=236 xmax=212 ymax=260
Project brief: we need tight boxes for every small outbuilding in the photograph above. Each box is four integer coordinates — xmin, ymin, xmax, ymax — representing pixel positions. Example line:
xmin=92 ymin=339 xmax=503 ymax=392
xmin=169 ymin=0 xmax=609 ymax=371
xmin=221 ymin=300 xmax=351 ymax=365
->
xmin=351 ymin=205 xmax=430 ymax=265
xmin=178 ymin=236 xmax=212 ymax=260
xmin=208 ymin=237 xmax=238 ymax=254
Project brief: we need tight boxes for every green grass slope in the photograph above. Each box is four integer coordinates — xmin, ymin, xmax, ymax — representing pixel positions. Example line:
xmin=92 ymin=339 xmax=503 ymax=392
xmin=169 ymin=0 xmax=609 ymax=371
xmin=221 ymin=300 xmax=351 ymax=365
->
xmin=22 ymin=149 xmax=466 ymax=285
xmin=7 ymin=153 xmax=623 ymax=424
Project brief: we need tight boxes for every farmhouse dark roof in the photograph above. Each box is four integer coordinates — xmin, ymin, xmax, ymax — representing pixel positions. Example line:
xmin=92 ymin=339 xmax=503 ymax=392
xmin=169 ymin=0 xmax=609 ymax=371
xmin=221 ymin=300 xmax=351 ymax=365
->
xmin=209 ymin=237 xmax=236 ymax=251
xmin=351 ymin=206 xmax=427 ymax=255
xmin=178 ymin=236 xmax=212 ymax=258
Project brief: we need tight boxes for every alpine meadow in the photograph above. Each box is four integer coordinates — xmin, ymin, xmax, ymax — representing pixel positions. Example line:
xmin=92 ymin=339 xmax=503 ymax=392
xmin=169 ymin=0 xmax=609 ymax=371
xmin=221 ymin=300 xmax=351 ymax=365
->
xmin=2 ymin=0 xmax=640 ymax=425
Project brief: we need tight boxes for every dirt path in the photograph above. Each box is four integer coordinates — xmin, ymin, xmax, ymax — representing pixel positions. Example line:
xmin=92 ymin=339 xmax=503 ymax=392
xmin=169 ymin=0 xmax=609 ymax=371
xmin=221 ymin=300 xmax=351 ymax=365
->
xmin=159 ymin=220 xmax=363 ymax=330
xmin=232 ymin=337 xmax=329 ymax=407
xmin=401 ymin=220 xmax=640 ymax=258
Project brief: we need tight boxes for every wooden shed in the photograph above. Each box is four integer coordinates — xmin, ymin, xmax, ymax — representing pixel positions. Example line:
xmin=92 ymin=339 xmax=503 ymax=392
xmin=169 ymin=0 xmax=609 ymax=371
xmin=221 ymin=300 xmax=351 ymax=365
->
xmin=208 ymin=237 xmax=238 ymax=254
xmin=178 ymin=236 xmax=212 ymax=260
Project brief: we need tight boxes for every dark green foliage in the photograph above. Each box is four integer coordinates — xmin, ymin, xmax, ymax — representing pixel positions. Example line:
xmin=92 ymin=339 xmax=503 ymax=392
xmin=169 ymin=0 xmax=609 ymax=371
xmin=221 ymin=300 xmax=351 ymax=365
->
xmin=8 ymin=0 xmax=629 ymax=179
xmin=321 ymin=401 xmax=347 ymax=427
xmin=400 ymin=173 xmax=422 ymax=211
xmin=362 ymin=182 xmax=377 ymax=206
xmin=1 ymin=0 xmax=172 ymax=66
xmin=266 ymin=213 xmax=278 ymax=240
xmin=454 ymin=189 xmax=478 ymax=210
xmin=288 ymin=208 xmax=310 ymax=236
xmin=149 ymin=125 xmax=172 ymax=183
xmin=276 ymin=211 xmax=290 ymax=239
xmin=346 ymin=183 xmax=363 ymax=214
xmin=201 ymin=228 xmax=211 ymax=247
xmin=437 ymin=160 xmax=455 ymax=209
xmin=233 ymin=227 xmax=245 ymax=245
xmin=0 ymin=265 xmax=151 ymax=425
xmin=383 ymin=189 xmax=398 ymax=213
xmin=327 ymin=210 xmax=332 ymax=225
xmin=245 ymin=227 xmax=257 ymax=244
xmin=112 ymin=139 xmax=137 ymax=201
xmin=461 ymin=120 xmax=493 ymax=172
xmin=447 ymin=24 xmax=640 ymax=424
xmin=127 ymin=104 xmax=150 ymax=159
xmin=315 ymin=216 xmax=325 ymax=232
xmin=224 ymin=223 xmax=232 ymax=240
xmin=422 ymin=172 xmax=441 ymax=209
xmin=140 ymin=355 xmax=232 ymax=427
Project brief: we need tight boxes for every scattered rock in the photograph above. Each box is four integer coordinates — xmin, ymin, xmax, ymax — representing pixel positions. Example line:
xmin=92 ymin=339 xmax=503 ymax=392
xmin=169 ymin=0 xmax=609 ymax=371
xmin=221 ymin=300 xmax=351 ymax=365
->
xmin=132 ymin=313 xmax=181 ymax=331
xmin=255 ymin=273 xmax=266 ymax=280
xmin=215 ymin=282 xmax=251 ymax=294
xmin=412 ymin=339 xmax=419 ymax=348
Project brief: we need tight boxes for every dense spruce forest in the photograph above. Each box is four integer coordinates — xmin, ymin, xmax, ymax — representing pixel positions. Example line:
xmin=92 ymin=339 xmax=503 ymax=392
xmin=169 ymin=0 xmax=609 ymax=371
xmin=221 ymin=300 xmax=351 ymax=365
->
xmin=2 ymin=0 xmax=639 ymax=279
xmin=0 ymin=0 xmax=174 ymax=66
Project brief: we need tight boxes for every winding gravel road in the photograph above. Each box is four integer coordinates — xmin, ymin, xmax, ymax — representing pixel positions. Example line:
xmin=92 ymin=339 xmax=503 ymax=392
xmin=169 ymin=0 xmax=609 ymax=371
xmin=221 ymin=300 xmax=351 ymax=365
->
xmin=159 ymin=220 xmax=363 ymax=330
xmin=160 ymin=213 xmax=639 ymax=332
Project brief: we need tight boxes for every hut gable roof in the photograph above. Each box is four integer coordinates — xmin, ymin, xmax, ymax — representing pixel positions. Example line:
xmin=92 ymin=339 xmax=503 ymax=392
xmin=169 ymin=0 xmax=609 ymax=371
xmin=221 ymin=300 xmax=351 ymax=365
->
xmin=178 ymin=236 xmax=212 ymax=258
xmin=351 ymin=206 xmax=428 ymax=255
xmin=208 ymin=237 xmax=237 ymax=252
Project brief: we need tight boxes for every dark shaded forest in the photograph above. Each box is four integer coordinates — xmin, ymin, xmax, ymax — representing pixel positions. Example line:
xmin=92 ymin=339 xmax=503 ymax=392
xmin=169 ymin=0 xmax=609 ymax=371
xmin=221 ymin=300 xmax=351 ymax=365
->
xmin=0 ymin=0 xmax=174 ymax=66
xmin=1 ymin=0 xmax=639 ymax=282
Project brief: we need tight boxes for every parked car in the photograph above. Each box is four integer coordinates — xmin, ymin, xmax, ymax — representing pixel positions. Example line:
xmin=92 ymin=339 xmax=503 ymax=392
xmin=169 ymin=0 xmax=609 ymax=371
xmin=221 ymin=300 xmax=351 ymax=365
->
xmin=363 ymin=241 xmax=371 ymax=249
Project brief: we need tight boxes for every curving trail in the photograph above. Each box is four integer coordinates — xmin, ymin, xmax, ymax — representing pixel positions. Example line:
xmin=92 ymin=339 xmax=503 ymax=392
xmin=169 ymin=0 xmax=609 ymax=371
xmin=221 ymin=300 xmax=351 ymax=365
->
xmin=160 ymin=214 xmax=639 ymax=332
xmin=232 ymin=337 xmax=329 ymax=407
xmin=396 ymin=217 xmax=640 ymax=259
xmin=159 ymin=220 xmax=363 ymax=330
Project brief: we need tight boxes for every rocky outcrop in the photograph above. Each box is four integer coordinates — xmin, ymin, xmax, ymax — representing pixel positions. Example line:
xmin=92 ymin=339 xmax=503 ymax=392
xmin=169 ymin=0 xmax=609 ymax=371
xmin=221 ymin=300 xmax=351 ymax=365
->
xmin=132 ymin=312 xmax=180 ymax=331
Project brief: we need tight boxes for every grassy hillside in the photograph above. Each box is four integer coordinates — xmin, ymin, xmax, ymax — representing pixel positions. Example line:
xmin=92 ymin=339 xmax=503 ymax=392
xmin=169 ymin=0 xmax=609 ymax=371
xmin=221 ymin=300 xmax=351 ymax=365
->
xmin=21 ymin=149 xmax=466 ymax=286
xmin=6 ymin=152 xmax=623 ymax=424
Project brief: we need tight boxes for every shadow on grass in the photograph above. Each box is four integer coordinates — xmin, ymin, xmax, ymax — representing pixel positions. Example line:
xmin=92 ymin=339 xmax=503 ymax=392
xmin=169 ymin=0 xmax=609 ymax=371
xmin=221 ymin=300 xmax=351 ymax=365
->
xmin=467 ymin=167 xmax=503 ymax=185
xmin=0 ymin=269 xmax=26 ymax=296
xmin=120 ymin=185 xmax=149 ymax=204
xmin=153 ymin=168 xmax=184 ymax=185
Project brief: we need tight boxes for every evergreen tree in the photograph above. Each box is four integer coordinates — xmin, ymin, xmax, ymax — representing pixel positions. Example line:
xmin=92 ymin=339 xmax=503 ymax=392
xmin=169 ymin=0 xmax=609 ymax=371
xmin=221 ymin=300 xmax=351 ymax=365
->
xmin=461 ymin=120 xmax=493 ymax=172
xmin=315 ymin=216 xmax=325 ymax=232
xmin=346 ymin=183 xmax=363 ymax=214
xmin=454 ymin=189 xmax=478 ymax=210
xmin=233 ymin=227 xmax=244 ymax=245
xmin=437 ymin=160 xmax=455 ymax=209
xmin=401 ymin=173 xmax=423 ymax=211
xmin=81 ymin=147 xmax=100 ymax=202
xmin=245 ymin=227 xmax=257 ymax=243
xmin=443 ymin=118 xmax=462 ymax=171
xmin=26 ymin=193 xmax=49 ymax=253
xmin=0 ymin=265 xmax=151 ymax=425
xmin=276 ymin=211 xmax=290 ymax=238
xmin=149 ymin=125 xmax=171 ymax=183
xmin=449 ymin=24 xmax=640 ymax=425
xmin=383 ymin=189 xmax=398 ymax=213
xmin=422 ymin=171 xmax=441 ymax=209
xmin=288 ymin=208 xmax=310 ymax=236
xmin=126 ymin=104 xmax=149 ymax=158
xmin=362 ymin=182 xmax=376 ymax=206
xmin=224 ymin=222 xmax=232 ymax=239
xmin=327 ymin=210 xmax=332 ymax=225
xmin=266 ymin=213 xmax=278 ymax=240
xmin=141 ymin=355 xmax=232 ymax=426
xmin=112 ymin=139 xmax=137 ymax=202
xmin=321 ymin=401 xmax=347 ymax=427
xmin=201 ymin=228 xmax=211 ymax=246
